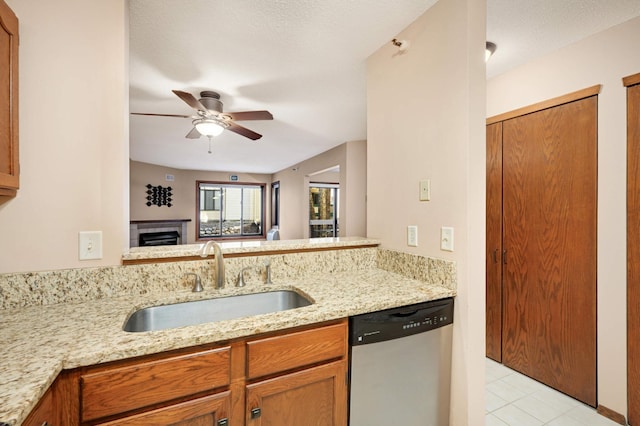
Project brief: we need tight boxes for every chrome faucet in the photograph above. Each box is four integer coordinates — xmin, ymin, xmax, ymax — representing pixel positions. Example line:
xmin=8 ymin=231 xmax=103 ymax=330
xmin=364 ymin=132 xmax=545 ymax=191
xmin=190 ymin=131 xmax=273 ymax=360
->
xmin=200 ymin=241 xmax=225 ymax=289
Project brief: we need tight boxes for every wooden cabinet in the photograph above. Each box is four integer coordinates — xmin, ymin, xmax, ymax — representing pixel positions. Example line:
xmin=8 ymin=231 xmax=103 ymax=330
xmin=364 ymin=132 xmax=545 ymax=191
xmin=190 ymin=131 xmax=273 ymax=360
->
xmin=246 ymin=361 xmax=347 ymax=426
xmin=80 ymin=346 xmax=231 ymax=422
xmin=36 ymin=319 xmax=347 ymax=426
xmin=246 ymin=322 xmax=346 ymax=380
xmin=245 ymin=322 xmax=348 ymax=426
xmin=0 ymin=0 xmax=19 ymax=199
xmin=23 ymin=385 xmax=54 ymax=426
xmin=486 ymin=87 xmax=598 ymax=406
xmin=97 ymin=392 xmax=231 ymax=426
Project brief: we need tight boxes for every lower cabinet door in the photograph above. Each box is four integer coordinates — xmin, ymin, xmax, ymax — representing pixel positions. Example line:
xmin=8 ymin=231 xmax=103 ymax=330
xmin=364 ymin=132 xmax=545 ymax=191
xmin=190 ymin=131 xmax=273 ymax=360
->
xmin=97 ymin=391 xmax=231 ymax=426
xmin=245 ymin=360 xmax=347 ymax=426
xmin=23 ymin=385 xmax=54 ymax=426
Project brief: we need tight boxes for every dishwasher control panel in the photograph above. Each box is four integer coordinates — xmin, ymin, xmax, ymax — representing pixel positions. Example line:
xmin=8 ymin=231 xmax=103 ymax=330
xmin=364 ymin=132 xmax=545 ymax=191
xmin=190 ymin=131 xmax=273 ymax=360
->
xmin=349 ymin=297 xmax=454 ymax=346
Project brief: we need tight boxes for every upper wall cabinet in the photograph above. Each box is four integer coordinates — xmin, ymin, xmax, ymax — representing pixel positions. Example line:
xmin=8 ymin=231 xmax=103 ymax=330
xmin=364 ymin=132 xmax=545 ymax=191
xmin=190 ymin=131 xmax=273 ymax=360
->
xmin=0 ymin=0 xmax=18 ymax=199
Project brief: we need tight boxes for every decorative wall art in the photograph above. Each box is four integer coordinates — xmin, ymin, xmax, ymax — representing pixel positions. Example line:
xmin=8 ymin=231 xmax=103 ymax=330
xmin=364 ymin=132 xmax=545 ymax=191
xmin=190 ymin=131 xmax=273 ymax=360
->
xmin=146 ymin=184 xmax=173 ymax=207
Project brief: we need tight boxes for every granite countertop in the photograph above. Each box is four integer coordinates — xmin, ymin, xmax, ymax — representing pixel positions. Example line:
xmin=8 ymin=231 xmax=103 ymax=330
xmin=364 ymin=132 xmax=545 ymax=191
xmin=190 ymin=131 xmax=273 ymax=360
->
xmin=0 ymin=267 xmax=455 ymax=425
xmin=123 ymin=236 xmax=381 ymax=261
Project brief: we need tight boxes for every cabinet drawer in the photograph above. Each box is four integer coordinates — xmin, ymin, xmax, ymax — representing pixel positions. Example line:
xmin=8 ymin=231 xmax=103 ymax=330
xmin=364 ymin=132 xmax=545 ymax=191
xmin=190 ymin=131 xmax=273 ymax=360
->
xmin=81 ymin=346 xmax=230 ymax=422
xmin=96 ymin=391 xmax=231 ymax=426
xmin=246 ymin=321 xmax=347 ymax=380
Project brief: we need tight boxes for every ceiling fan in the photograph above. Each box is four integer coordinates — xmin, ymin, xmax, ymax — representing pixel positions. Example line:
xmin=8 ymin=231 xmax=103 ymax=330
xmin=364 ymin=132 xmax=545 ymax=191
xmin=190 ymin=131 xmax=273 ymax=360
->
xmin=131 ymin=90 xmax=273 ymax=141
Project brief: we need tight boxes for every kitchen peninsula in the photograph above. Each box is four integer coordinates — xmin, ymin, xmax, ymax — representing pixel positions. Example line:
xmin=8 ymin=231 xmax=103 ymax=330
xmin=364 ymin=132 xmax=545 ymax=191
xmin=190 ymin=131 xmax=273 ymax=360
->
xmin=0 ymin=238 xmax=456 ymax=425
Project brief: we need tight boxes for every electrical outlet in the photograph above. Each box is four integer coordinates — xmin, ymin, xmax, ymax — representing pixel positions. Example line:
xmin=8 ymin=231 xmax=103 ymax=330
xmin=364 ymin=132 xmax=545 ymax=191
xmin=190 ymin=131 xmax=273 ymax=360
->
xmin=407 ymin=225 xmax=418 ymax=247
xmin=440 ymin=227 xmax=454 ymax=251
xmin=419 ymin=180 xmax=431 ymax=201
xmin=79 ymin=231 xmax=103 ymax=260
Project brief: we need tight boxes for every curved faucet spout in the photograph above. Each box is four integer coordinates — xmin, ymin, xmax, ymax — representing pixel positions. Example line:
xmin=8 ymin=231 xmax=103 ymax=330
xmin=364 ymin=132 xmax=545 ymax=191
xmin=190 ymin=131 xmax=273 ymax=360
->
xmin=200 ymin=241 xmax=225 ymax=289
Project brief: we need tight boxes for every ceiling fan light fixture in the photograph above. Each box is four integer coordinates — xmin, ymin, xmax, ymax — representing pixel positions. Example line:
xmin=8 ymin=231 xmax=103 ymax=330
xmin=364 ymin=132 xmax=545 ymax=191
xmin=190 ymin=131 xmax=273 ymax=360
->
xmin=193 ymin=118 xmax=226 ymax=137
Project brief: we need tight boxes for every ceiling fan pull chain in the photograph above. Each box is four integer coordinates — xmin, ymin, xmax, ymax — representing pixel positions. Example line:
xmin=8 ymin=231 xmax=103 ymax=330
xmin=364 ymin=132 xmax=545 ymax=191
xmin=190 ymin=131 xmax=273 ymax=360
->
xmin=208 ymin=136 xmax=213 ymax=154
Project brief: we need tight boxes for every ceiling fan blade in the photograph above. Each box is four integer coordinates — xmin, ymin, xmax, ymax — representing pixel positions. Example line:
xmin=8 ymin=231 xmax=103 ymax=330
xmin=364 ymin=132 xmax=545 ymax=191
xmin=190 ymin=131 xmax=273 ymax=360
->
xmin=131 ymin=112 xmax=191 ymax=118
xmin=227 ymin=122 xmax=262 ymax=140
xmin=186 ymin=127 xmax=201 ymax=139
xmin=172 ymin=90 xmax=208 ymax=112
xmin=224 ymin=110 xmax=273 ymax=121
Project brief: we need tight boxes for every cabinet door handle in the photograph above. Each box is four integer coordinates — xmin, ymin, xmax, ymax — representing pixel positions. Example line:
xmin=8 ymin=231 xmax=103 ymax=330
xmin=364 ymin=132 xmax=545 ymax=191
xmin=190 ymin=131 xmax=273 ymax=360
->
xmin=251 ymin=407 xmax=262 ymax=419
xmin=217 ymin=418 xmax=229 ymax=426
xmin=493 ymin=249 xmax=499 ymax=263
xmin=502 ymin=249 xmax=508 ymax=264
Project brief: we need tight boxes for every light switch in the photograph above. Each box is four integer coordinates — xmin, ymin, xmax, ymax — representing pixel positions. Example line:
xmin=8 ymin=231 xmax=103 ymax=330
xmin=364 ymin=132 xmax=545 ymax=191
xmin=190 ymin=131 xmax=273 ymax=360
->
xmin=79 ymin=231 xmax=103 ymax=260
xmin=419 ymin=180 xmax=431 ymax=201
xmin=440 ymin=227 xmax=454 ymax=251
xmin=407 ymin=225 xmax=418 ymax=247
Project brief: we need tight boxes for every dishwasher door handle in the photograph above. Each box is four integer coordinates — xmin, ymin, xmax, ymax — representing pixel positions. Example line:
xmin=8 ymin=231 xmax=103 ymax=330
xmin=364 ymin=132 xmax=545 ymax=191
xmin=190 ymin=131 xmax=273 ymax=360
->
xmin=383 ymin=304 xmax=446 ymax=321
xmin=391 ymin=309 xmax=419 ymax=318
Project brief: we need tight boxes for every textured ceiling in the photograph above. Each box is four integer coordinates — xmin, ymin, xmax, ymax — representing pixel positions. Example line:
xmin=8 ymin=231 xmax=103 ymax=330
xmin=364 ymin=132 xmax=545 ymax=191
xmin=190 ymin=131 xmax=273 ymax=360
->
xmin=129 ymin=0 xmax=640 ymax=173
xmin=487 ymin=0 xmax=640 ymax=78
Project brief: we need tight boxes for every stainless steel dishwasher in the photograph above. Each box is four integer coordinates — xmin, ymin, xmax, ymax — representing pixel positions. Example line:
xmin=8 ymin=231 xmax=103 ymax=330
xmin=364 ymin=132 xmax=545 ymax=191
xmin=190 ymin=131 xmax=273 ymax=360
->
xmin=348 ymin=297 xmax=454 ymax=426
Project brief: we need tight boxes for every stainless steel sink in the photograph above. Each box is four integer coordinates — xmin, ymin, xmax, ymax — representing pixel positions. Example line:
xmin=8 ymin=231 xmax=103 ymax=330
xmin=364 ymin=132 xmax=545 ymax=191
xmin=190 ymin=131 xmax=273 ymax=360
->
xmin=123 ymin=290 xmax=313 ymax=332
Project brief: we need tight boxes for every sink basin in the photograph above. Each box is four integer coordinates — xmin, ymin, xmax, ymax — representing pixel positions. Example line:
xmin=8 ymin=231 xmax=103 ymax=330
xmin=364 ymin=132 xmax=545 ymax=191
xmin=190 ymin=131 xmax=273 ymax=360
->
xmin=123 ymin=290 xmax=313 ymax=332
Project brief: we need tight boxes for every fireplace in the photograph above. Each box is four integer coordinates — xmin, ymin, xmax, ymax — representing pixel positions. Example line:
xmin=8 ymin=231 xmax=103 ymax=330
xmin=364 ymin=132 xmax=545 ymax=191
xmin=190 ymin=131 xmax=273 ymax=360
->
xmin=129 ymin=219 xmax=190 ymax=248
xmin=139 ymin=231 xmax=180 ymax=246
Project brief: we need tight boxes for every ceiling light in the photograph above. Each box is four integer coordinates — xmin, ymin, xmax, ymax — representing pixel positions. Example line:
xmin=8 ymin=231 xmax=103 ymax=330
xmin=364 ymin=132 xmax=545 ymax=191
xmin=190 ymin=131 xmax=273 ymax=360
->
xmin=193 ymin=118 xmax=226 ymax=137
xmin=486 ymin=42 xmax=497 ymax=62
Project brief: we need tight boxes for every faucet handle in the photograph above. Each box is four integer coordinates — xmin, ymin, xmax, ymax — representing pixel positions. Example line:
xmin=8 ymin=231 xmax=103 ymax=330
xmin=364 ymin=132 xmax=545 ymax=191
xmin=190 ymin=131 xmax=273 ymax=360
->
xmin=237 ymin=266 xmax=252 ymax=287
xmin=185 ymin=273 xmax=203 ymax=292
xmin=264 ymin=259 xmax=273 ymax=284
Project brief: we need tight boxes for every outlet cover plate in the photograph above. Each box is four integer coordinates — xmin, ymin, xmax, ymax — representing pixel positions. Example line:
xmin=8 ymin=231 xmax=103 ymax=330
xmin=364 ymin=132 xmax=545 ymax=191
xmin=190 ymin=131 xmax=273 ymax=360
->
xmin=407 ymin=225 xmax=418 ymax=247
xmin=441 ymin=227 xmax=454 ymax=251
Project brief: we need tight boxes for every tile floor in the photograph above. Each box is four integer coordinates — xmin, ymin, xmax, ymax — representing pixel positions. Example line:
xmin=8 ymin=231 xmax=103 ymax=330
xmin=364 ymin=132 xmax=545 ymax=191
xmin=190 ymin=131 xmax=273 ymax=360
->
xmin=485 ymin=358 xmax=623 ymax=426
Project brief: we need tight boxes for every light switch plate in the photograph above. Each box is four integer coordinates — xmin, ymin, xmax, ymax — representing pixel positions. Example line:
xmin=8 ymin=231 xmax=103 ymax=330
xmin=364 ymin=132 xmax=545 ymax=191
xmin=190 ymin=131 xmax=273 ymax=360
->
xmin=419 ymin=180 xmax=431 ymax=201
xmin=79 ymin=231 xmax=103 ymax=260
xmin=441 ymin=227 xmax=454 ymax=251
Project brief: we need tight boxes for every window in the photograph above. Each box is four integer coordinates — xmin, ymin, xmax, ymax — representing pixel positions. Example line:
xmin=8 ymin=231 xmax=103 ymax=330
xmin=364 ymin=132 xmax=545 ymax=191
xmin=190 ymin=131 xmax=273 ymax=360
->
xmin=197 ymin=181 xmax=265 ymax=240
xmin=309 ymin=183 xmax=339 ymax=238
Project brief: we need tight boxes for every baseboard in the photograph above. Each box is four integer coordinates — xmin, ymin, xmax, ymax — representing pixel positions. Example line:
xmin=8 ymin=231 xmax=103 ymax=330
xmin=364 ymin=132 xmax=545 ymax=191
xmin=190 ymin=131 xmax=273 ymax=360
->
xmin=597 ymin=405 xmax=626 ymax=425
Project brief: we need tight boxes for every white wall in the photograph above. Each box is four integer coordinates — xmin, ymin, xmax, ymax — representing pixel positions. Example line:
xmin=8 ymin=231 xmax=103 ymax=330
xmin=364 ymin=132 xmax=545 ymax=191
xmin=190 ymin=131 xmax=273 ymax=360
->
xmin=367 ymin=0 xmax=486 ymax=423
xmin=344 ymin=140 xmax=367 ymax=238
xmin=0 ymin=0 xmax=486 ymax=422
xmin=272 ymin=140 xmax=367 ymax=240
xmin=130 ymin=160 xmax=272 ymax=244
xmin=487 ymin=15 xmax=640 ymax=417
xmin=0 ymin=0 xmax=128 ymax=274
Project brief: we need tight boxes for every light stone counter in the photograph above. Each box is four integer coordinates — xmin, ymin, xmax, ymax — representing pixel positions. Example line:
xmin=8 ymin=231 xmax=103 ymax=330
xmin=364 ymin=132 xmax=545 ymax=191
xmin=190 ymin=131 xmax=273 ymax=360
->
xmin=123 ymin=236 xmax=381 ymax=261
xmin=0 ymin=244 xmax=456 ymax=425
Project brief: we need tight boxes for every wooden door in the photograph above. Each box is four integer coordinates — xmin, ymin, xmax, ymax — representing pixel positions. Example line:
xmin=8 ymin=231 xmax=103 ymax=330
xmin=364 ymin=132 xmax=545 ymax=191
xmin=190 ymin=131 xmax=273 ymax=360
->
xmin=501 ymin=96 xmax=597 ymax=406
xmin=626 ymin=72 xmax=640 ymax=426
xmin=486 ymin=122 xmax=503 ymax=362
xmin=245 ymin=360 xmax=347 ymax=426
xmin=97 ymin=392 xmax=231 ymax=426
